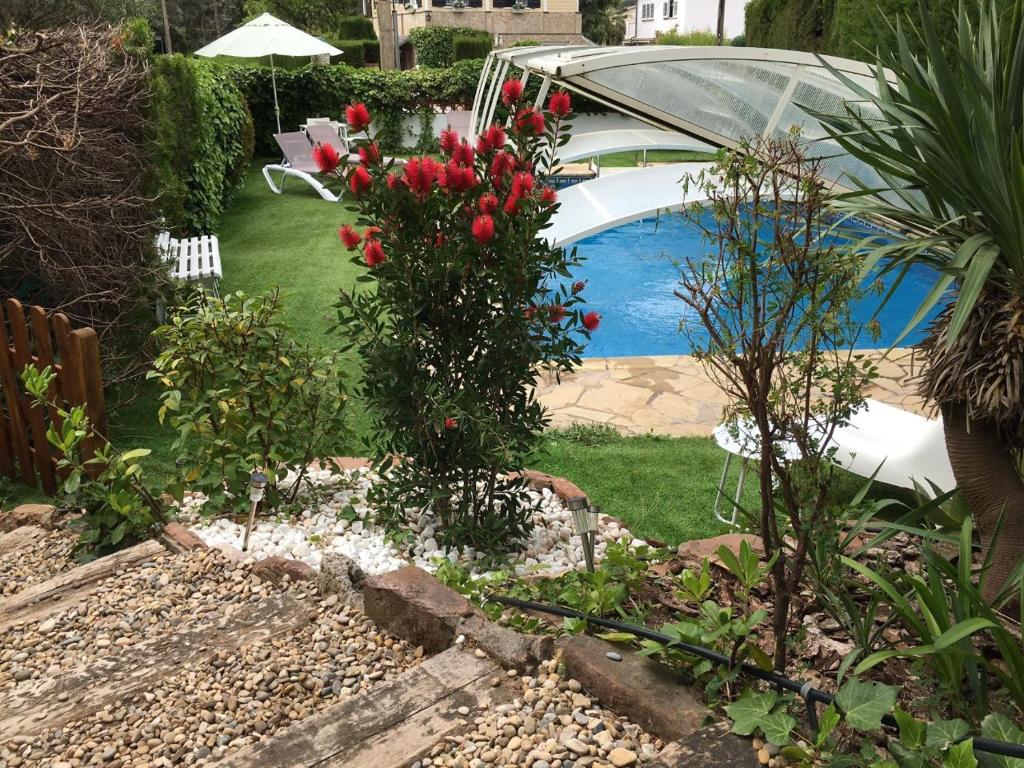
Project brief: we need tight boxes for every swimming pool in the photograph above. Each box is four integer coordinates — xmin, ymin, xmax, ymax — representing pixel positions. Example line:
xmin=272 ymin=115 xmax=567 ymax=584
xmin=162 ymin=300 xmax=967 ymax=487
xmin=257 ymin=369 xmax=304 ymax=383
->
xmin=568 ymin=213 xmax=941 ymax=359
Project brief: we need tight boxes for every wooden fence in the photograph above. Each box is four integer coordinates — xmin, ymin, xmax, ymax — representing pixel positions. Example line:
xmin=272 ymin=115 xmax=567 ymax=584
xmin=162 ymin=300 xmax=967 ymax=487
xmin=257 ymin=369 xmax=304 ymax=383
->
xmin=0 ymin=299 xmax=107 ymax=496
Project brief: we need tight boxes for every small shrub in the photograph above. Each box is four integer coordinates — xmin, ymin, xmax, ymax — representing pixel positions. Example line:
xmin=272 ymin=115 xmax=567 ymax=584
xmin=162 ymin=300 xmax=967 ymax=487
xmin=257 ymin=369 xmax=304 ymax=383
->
xmin=333 ymin=39 xmax=367 ymax=67
xmin=410 ymin=26 xmax=489 ymax=67
xmin=452 ymin=33 xmax=492 ymax=61
xmin=336 ymin=14 xmax=377 ymax=39
xmin=655 ymin=28 xmax=717 ymax=45
xmin=327 ymin=85 xmax=594 ymax=555
xmin=150 ymin=289 xmax=351 ymax=513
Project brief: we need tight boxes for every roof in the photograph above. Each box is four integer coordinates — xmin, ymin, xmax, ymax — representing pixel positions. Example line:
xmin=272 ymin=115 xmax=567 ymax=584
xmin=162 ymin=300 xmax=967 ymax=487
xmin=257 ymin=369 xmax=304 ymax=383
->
xmin=474 ymin=44 xmax=895 ymax=193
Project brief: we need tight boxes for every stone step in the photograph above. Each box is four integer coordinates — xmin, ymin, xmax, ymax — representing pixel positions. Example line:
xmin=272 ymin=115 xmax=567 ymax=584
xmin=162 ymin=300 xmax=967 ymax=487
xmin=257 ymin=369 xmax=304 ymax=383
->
xmin=0 ymin=592 xmax=315 ymax=740
xmin=654 ymin=723 xmax=760 ymax=767
xmin=0 ymin=524 xmax=46 ymax=556
xmin=0 ymin=539 xmax=165 ymax=632
xmin=218 ymin=646 xmax=509 ymax=768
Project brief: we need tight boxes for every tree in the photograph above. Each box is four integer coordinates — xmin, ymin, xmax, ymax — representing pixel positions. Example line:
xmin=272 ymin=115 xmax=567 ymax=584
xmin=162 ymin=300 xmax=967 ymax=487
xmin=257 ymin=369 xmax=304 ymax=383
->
xmin=675 ymin=136 xmax=876 ymax=669
xmin=817 ymin=0 xmax=1024 ymax=600
xmin=580 ymin=0 xmax=627 ymax=45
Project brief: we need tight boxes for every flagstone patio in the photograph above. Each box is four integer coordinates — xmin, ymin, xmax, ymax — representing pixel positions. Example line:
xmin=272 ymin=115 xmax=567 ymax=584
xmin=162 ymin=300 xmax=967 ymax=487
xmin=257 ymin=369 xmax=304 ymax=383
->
xmin=536 ymin=349 xmax=929 ymax=437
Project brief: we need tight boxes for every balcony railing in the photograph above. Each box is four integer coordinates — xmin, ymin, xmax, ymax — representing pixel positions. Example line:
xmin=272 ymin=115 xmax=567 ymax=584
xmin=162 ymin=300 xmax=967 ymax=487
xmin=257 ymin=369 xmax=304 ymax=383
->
xmin=493 ymin=0 xmax=541 ymax=9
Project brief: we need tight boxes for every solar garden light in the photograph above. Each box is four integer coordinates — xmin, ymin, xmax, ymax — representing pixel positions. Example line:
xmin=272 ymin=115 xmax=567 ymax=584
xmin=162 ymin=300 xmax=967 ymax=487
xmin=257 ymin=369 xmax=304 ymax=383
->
xmin=567 ymin=496 xmax=600 ymax=573
xmin=242 ymin=471 xmax=269 ymax=552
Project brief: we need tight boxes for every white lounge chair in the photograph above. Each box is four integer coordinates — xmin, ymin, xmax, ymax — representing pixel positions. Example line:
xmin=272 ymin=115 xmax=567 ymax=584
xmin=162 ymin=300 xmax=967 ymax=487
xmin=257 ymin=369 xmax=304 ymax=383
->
xmin=305 ymin=124 xmax=406 ymax=169
xmin=262 ymin=132 xmax=341 ymax=202
xmin=156 ymin=231 xmax=222 ymax=291
xmin=712 ymin=399 xmax=956 ymax=526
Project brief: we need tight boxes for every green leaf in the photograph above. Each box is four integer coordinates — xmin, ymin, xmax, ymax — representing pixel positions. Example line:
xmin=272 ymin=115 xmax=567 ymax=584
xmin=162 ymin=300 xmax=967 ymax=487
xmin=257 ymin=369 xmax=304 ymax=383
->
xmin=816 ymin=704 xmax=841 ymax=747
xmin=927 ymin=719 xmax=969 ymax=750
xmin=942 ymin=739 xmax=977 ymax=768
xmin=597 ymin=632 xmax=636 ymax=644
xmin=980 ymin=714 xmax=1024 ymax=768
xmin=894 ymin=707 xmax=926 ymax=749
xmin=119 ymin=448 xmax=152 ymax=462
xmin=725 ymin=691 xmax=778 ymax=737
xmin=760 ymin=711 xmax=797 ymax=747
xmin=835 ymin=678 xmax=897 ymax=732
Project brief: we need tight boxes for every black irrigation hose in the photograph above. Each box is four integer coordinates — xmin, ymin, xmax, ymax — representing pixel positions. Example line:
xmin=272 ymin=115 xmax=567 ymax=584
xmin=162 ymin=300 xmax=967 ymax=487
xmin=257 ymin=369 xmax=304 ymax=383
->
xmin=490 ymin=595 xmax=1024 ymax=760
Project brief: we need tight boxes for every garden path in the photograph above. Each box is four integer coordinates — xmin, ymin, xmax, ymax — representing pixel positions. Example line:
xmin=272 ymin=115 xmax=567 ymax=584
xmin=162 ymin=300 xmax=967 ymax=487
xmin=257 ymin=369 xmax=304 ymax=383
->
xmin=536 ymin=349 xmax=926 ymax=437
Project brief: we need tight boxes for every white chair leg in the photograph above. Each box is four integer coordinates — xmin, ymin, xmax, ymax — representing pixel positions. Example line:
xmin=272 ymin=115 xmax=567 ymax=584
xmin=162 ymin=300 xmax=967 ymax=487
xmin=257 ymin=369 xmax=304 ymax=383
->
xmin=714 ymin=452 xmax=733 ymax=526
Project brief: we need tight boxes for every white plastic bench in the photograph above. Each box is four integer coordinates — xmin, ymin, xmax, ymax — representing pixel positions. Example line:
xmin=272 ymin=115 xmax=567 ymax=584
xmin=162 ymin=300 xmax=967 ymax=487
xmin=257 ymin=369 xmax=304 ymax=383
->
xmin=156 ymin=231 xmax=222 ymax=292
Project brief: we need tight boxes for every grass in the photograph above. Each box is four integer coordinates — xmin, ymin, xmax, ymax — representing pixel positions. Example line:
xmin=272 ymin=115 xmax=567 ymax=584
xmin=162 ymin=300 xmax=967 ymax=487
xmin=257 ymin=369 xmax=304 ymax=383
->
xmin=595 ymin=149 xmax=717 ymax=168
xmin=0 ymin=160 xmax=794 ymax=546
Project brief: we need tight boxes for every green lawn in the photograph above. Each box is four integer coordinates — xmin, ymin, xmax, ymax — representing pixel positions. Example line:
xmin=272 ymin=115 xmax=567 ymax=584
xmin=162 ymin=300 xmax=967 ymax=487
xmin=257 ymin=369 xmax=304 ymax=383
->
xmin=595 ymin=149 xmax=717 ymax=168
xmin=2 ymin=161 xmax=751 ymax=545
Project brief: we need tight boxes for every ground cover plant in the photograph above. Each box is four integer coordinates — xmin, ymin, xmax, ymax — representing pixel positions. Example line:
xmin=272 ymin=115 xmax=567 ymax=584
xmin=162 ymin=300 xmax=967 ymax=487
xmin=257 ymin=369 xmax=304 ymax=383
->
xmin=318 ymin=85 xmax=599 ymax=555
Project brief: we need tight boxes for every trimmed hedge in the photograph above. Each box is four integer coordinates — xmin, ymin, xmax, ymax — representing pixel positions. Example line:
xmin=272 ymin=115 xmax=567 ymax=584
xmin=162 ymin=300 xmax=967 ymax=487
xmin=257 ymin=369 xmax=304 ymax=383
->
xmin=336 ymin=14 xmax=377 ymax=39
xmin=409 ymin=26 xmax=491 ymax=67
xmin=149 ymin=56 xmax=255 ymax=234
xmin=745 ymin=0 xmax=1017 ymax=59
xmin=452 ymin=33 xmax=492 ymax=61
xmin=331 ymin=39 xmax=377 ymax=67
xmin=228 ymin=58 xmax=485 ymax=154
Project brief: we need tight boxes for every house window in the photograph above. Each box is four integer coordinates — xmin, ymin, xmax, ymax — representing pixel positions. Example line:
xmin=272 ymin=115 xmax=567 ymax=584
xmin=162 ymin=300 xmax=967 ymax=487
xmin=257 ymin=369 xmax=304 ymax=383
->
xmin=640 ymin=2 xmax=655 ymax=21
xmin=662 ymin=0 xmax=676 ymax=17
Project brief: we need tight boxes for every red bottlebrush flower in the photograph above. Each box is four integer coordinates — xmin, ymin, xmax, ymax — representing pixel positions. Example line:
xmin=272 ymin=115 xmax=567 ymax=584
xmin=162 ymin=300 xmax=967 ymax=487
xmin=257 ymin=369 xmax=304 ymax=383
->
xmin=502 ymin=194 xmax=520 ymax=215
xmin=404 ymin=156 xmax=439 ymax=198
xmin=548 ymin=304 xmax=566 ymax=323
xmin=439 ymin=128 xmax=459 ymax=154
xmin=571 ymin=280 xmax=586 ymax=294
xmin=515 ymin=107 xmax=545 ymax=134
xmin=476 ymin=124 xmax=507 ymax=154
xmin=349 ymin=165 xmax=372 ymax=196
xmin=345 ymin=102 xmax=371 ymax=133
xmin=386 ymin=173 xmax=399 ymax=189
xmin=444 ymin=417 xmax=458 ymax=430
xmin=435 ymin=231 xmax=446 ymax=247
xmin=471 ymin=214 xmax=495 ymax=244
xmin=478 ymin=193 xmax=498 ymax=214
xmin=489 ymin=151 xmax=516 ymax=183
xmin=363 ymin=238 xmax=386 ymax=267
xmin=524 ymin=305 xmax=537 ymax=320
xmin=547 ymin=90 xmax=572 ymax=118
xmin=312 ymin=142 xmax=341 ymax=173
xmin=451 ymin=141 xmax=475 ymax=167
xmin=540 ymin=186 xmax=557 ymax=205
xmin=358 ymin=143 xmax=381 ymax=167
xmin=338 ymin=224 xmax=362 ymax=250
xmin=583 ymin=311 xmax=601 ymax=331
xmin=500 ymin=78 xmax=525 ymax=106
xmin=440 ymin=162 xmax=477 ymax=194
xmin=511 ymin=171 xmax=534 ymax=197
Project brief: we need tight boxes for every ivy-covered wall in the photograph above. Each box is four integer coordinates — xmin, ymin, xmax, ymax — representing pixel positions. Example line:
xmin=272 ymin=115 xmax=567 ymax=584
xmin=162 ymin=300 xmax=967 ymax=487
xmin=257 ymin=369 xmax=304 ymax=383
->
xmin=745 ymin=0 xmax=1016 ymax=59
xmin=409 ymin=26 xmax=493 ymax=68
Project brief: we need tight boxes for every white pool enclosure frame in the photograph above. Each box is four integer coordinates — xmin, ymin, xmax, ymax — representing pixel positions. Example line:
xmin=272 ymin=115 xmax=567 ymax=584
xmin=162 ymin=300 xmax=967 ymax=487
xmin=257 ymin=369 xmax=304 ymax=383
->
xmin=470 ymin=45 xmax=896 ymax=240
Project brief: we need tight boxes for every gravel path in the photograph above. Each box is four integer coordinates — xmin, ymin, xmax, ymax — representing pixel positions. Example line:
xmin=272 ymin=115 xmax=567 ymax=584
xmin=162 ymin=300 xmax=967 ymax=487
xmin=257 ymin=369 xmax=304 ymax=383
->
xmin=415 ymin=654 xmax=661 ymax=768
xmin=0 ymin=528 xmax=77 ymax=598
xmin=1 ymin=548 xmax=422 ymax=768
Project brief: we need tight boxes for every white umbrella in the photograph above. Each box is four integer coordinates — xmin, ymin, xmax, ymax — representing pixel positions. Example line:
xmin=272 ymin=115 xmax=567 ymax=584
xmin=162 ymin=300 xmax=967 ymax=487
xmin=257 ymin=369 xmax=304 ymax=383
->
xmin=194 ymin=13 xmax=342 ymax=134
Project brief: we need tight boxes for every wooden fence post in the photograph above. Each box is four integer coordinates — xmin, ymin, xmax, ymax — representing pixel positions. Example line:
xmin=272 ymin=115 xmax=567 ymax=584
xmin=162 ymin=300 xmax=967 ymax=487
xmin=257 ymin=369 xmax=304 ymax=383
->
xmin=0 ymin=300 xmax=35 ymax=487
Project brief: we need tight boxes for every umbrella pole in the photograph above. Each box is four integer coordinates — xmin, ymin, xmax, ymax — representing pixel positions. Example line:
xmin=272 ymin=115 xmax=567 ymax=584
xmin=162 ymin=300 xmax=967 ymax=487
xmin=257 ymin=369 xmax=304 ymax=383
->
xmin=270 ymin=54 xmax=281 ymax=134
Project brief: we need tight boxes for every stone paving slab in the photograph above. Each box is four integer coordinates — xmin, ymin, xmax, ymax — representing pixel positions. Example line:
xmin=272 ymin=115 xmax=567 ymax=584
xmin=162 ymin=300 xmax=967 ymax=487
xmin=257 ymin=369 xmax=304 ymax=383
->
xmin=536 ymin=349 xmax=928 ymax=437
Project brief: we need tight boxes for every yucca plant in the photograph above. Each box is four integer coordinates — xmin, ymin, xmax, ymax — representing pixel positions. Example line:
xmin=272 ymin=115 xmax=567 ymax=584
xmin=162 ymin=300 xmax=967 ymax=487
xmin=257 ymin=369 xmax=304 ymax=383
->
xmin=817 ymin=0 xmax=1024 ymax=599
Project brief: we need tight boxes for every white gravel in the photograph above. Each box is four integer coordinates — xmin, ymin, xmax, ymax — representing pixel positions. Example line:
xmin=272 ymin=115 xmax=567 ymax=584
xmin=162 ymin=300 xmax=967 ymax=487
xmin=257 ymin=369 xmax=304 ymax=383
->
xmin=186 ymin=467 xmax=643 ymax=578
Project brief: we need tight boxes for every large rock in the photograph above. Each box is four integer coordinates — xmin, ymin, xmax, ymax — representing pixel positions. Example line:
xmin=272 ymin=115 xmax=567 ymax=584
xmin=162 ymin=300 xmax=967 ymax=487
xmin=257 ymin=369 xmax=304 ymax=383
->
xmin=363 ymin=566 xmax=552 ymax=669
xmin=1 ymin=504 xmax=60 ymax=532
xmin=559 ymin=634 xmax=707 ymax=742
xmin=515 ymin=469 xmax=588 ymax=504
xmin=251 ymin=556 xmax=316 ymax=583
xmin=159 ymin=522 xmax=208 ymax=553
xmin=676 ymin=533 xmax=764 ymax=568
xmin=318 ymin=552 xmax=366 ymax=605
xmin=654 ymin=723 xmax=758 ymax=767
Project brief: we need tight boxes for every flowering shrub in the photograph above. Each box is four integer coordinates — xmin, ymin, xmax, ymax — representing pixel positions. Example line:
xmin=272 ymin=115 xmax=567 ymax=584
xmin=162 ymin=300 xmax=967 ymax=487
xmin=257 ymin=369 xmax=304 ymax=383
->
xmin=324 ymin=83 xmax=597 ymax=554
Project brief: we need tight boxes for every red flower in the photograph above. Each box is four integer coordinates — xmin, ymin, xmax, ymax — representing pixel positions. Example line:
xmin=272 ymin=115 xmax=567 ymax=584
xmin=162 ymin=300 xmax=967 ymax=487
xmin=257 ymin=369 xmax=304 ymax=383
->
xmin=312 ymin=142 xmax=341 ymax=174
xmin=349 ymin=166 xmax=372 ymax=196
xmin=435 ymin=231 xmax=446 ymax=247
xmin=478 ymin=193 xmax=498 ymax=214
xmin=363 ymin=238 xmax=386 ymax=267
xmin=477 ymin=124 xmax=507 ymax=153
xmin=440 ymin=128 xmax=460 ymax=154
xmin=346 ymin=102 xmax=371 ymax=133
xmin=571 ymin=280 xmax=586 ymax=294
xmin=489 ymin=151 xmax=516 ymax=182
xmin=548 ymin=304 xmax=566 ymax=322
xmin=358 ymin=143 xmax=381 ymax=166
xmin=547 ymin=90 xmax=572 ymax=118
xmin=583 ymin=311 xmax=601 ymax=331
xmin=503 ymin=194 xmax=521 ymax=215
xmin=501 ymin=78 xmax=525 ymax=106
xmin=452 ymin=141 xmax=475 ymax=167
xmin=444 ymin=417 xmax=458 ymax=430
xmin=524 ymin=305 xmax=537 ymax=320
xmin=515 ymin=107 xmax=545 ymax=134
xmin=338 ymin=224 xmax=362 ymax=250
xmin=364 ymin=226 xmax=382 ymax=239
xmin=404 ymin=156 xmax=439 ymax=198
xmin=540 ymin=186 xmax=557 ymax=205
xmin=511 ymin=171 xmax=534 ymax=197
xmin=471 ymin=214 xmax=495 ymax=244
xmin=386 ymin=173 xmax=399 ymax=189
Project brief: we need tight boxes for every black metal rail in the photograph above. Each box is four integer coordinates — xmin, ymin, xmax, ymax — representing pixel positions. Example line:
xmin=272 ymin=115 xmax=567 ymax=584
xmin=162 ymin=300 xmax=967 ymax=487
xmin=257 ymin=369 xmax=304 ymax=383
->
xmin=490 ymin=595 xmax=1024 ymax=760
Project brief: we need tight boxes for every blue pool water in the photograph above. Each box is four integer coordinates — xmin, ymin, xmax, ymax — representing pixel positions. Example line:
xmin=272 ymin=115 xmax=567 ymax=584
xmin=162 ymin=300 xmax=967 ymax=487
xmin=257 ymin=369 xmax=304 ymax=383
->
xmin=569 ymin=213 xmax=941 ymax=358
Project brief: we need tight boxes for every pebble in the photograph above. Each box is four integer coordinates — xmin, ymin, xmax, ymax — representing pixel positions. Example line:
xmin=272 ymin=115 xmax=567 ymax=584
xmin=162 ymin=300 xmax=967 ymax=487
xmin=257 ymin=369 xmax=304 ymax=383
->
xmin=606 ymin=652 xmax=623 ymax=662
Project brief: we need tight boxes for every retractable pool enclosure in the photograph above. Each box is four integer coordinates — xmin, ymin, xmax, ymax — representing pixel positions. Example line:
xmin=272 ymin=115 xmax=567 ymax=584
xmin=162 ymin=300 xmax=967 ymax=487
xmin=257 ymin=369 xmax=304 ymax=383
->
xmin=470 ymin=45 xmax=895 ymax=196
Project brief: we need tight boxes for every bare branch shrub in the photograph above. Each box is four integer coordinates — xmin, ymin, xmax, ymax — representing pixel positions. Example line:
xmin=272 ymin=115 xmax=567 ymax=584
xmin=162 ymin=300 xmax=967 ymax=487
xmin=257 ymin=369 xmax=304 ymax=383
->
xmin=0 ymin=24 xmax=165 ymax=387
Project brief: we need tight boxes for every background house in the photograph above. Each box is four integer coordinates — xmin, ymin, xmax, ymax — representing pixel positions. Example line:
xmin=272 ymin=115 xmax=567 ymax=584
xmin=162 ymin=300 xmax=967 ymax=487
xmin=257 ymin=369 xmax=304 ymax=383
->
xmin=625 ymin=0 xmax=748 ymax=43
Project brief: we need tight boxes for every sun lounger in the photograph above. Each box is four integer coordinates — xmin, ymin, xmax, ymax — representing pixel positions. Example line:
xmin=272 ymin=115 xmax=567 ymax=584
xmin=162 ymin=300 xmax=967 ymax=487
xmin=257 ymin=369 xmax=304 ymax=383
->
xmin=304 ymin=124 xmax=406 ymax=168
xmin=261 ymin=131 xmax=341 ymax=202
